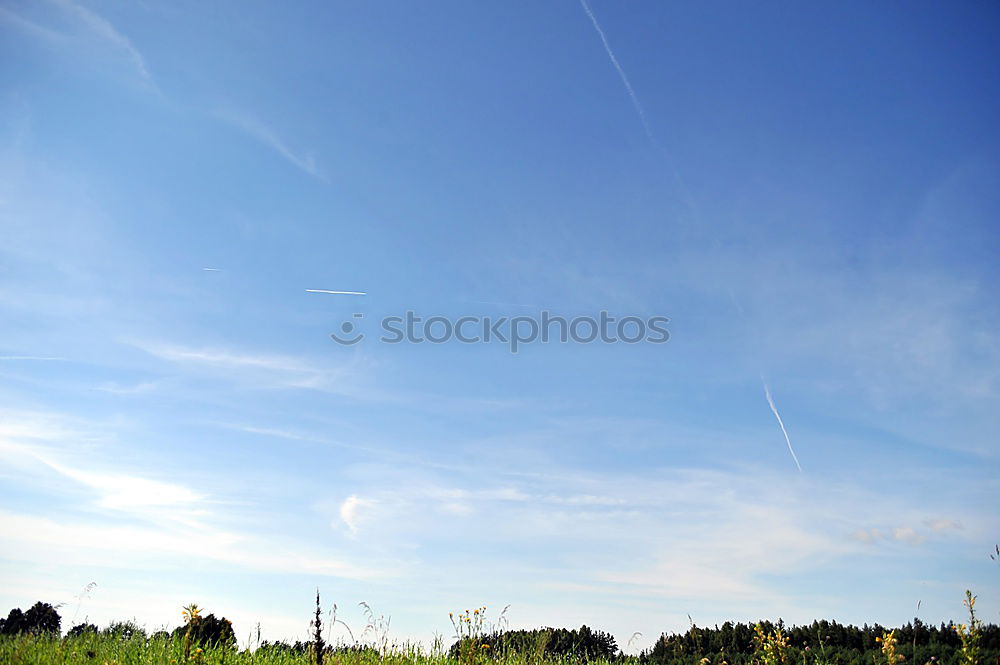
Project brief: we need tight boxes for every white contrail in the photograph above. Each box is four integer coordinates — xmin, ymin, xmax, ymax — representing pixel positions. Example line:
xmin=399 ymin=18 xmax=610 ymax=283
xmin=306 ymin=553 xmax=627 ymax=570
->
xmin=762 ymin=378 xmax=802 ymax=472
xmin=305 ymin=289 xmax=367 ymax=296
xmin=202 ymin=267 xmax=220 ymax=271
xmin=578 ymin=0 xmax=654 ymax=143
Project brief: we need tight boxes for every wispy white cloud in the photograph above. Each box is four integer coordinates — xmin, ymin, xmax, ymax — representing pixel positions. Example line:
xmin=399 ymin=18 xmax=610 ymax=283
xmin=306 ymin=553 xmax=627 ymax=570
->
xmin=851 ymin=527 xmax=883 ymax=545
xmin=2 ymin=0 xmax=155 ymax=88
xmin=214 ymin=423 xmax=323 ymax=443
xmin=0 ymin=6 xmax=66 ymax=43
xmin=314 ymin=451 xmax=997 ymax=634
xmin=93 ymin=379 xmax=162 ymax=395
xmin=850 ymin=520 xmax=962 ymax=547
xmin=924 ymin=518 xmax=963 ymax=532
xmin=0 ymin=509 xmax=386 ymax=581
xmin=214 ymin=110 xmax=325 ymax=181
xmin=0 ymin=410 xmax=104 ymax=447
xmin=49 ymin=0 xmax=154 ymax=84
xmin=338 ymin=494 xmax=375 ymax=536
xmin=49 ymin=462 xmax=202 ymax=512
xmin=0 ymin=430 xmax=203 ymax=520
xmin=0 ymin=411 xmax=391 ymax=582
xmin=1 ymin=403 xmax=995 ymax=641
xmin=128 ymin=339 xmax=518 ymax=414
xmin=138 ymin=342 xmax=313 ymax=373
xmin=130 ymin=339 xmax=363 ymax=392
xmin=892 ymin=526 xmax=926 ymax=546
xmin=544 ymin=493 xmax=625 ymax=506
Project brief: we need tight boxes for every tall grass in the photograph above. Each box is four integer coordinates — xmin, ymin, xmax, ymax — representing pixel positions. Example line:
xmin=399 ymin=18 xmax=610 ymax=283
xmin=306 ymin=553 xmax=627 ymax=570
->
xmin=0 ymin=631 xmax=626 ymax=665
xmin=1 ymin=590 xmax=994 ymax=665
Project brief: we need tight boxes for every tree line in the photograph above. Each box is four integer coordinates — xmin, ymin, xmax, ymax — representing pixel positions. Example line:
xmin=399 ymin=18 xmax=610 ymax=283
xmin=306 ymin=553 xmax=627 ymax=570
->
xmin=2 ymin=598 xmax=998 ymax=664
xmin=449 ymin=625 xmax=620 ymax=660
xmin=0 ymin=600 xmax=236 ymax=648
xmin=643 ymin=618 xmax=1000 ymax=665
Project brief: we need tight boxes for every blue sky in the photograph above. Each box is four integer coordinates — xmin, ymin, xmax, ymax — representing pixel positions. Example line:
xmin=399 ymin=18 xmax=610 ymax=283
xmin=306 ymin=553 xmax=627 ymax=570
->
xmin=1 ymin=0 xmax=998 ymax=650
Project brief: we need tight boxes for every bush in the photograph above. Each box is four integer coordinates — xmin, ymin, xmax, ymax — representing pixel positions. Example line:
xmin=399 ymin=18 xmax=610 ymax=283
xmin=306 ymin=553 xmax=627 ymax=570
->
xmin=172 ymin=613 xmax=237 ymax=649
xmin=103 ymin=620 xmax=146 ymax=640
xmin=67 ymin=622 xmax=99 ymax=637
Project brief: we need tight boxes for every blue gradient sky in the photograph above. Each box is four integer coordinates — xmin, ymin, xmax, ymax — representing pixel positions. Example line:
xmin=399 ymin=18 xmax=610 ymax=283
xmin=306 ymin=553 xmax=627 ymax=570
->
xmin=1 ymin=0 xmax=998 ymax=649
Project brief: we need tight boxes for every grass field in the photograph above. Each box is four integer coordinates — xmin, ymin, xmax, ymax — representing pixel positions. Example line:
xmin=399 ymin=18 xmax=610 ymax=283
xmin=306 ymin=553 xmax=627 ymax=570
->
xmin=0 ymin=632 xmax=617 ymax=665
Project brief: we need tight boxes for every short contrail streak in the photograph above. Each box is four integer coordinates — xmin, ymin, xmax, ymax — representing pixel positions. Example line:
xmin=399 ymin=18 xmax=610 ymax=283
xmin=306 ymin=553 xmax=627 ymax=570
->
xmin=305 ymin=289 xmax=367 ymax=296
xmin=762 ymin=378 xmax=802 ymax=472
xmin=578 ymin=0 xmax=654 ymax=143
xmin=202 ymin=267 xmax=221 ymax=271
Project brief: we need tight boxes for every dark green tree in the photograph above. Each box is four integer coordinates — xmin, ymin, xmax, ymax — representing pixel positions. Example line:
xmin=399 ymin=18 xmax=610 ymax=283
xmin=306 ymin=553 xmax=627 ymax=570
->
xmin=171 ymin=613 xmax=236 ymax=649
xmin=0 ymin=608 xmax=26 ymax=635
xmin=0 ymin=602 xmax=61 ymax=635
